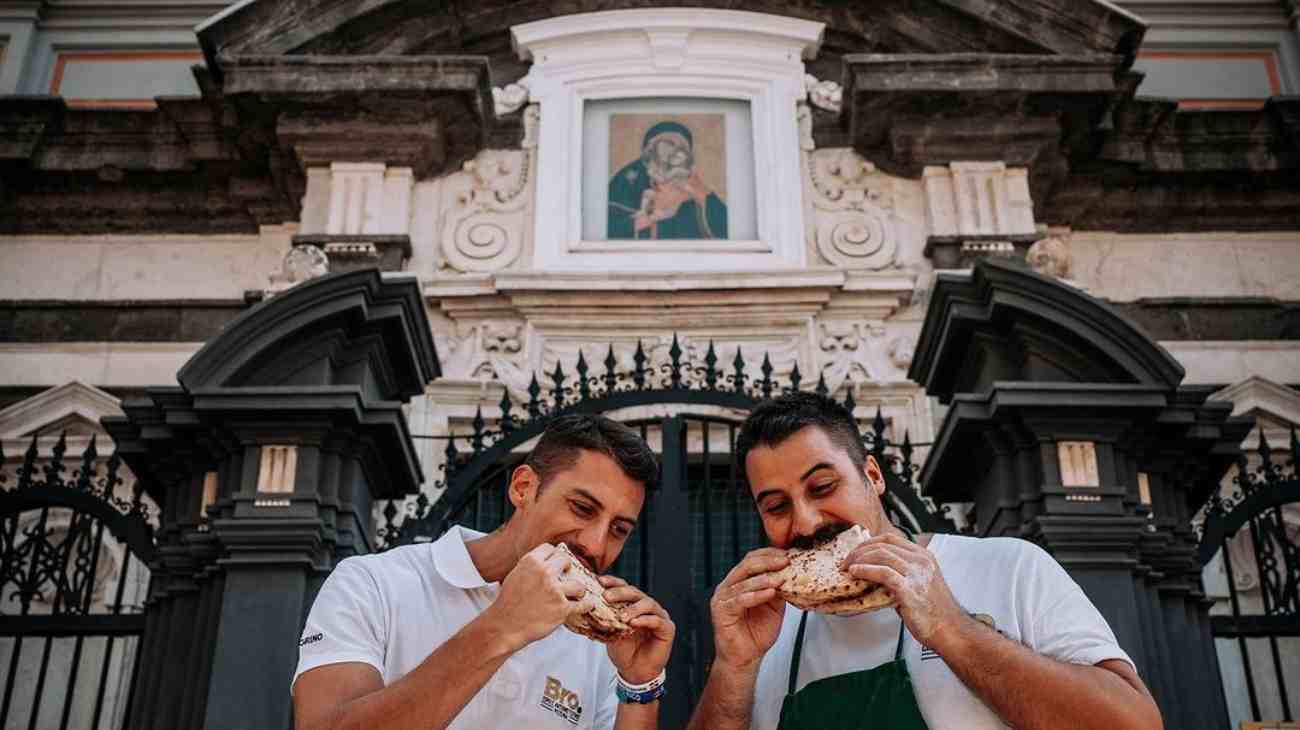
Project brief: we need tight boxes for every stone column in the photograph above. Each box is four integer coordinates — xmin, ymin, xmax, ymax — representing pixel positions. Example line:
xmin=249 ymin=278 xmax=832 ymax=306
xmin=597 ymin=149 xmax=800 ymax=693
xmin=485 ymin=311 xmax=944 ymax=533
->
xmin=106 ymin=271 xmax=439 ymax=730
xmin=909 ymin=259 xmax=1247 ymax=730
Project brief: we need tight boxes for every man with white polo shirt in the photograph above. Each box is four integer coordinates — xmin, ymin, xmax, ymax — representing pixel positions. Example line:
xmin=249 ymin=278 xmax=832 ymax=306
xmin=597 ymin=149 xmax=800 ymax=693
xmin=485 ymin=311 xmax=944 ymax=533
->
xmin=292 ymin=414 xmax=674 ymax=730
xmin=688 ymin=392 xmax=1163 ymax=730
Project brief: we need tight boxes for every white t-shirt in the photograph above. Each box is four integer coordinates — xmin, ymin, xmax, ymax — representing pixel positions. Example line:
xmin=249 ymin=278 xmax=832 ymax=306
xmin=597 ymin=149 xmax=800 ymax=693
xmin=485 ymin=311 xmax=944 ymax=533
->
xmin=294 ymin=526 xmax=619 ymax=730
xmin=749 ymin=534 xmax=1133 ymax=730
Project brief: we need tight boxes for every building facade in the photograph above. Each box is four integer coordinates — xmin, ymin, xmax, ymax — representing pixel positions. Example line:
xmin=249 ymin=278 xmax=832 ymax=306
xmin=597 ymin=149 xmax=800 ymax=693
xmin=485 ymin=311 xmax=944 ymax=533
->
xmin=1 ymin=1 xmax=1299 ymax=728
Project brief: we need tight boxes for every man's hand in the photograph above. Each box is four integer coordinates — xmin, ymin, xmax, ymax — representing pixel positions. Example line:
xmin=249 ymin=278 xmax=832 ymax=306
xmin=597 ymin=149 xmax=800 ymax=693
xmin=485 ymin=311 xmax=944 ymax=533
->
xmin=599 ymin=576 xmax=675 ymax=684
xmin=483 ymin=543 xmax=590 ymax=649
xmin=843 ymin=533 xmax=966 ymax=647
xmin=709 ymin=548 xmax=791 ymax=670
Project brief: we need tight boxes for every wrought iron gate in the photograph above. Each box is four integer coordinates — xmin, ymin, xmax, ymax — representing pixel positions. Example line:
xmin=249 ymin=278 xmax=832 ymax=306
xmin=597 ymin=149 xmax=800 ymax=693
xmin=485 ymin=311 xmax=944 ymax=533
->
xmin=1199 ymin=429 xmax=1300 ymax=725
xmin=379 ymin=337 xmax=954 ymax=727
xmin=0 ymin=434 xmax=154 ymax=730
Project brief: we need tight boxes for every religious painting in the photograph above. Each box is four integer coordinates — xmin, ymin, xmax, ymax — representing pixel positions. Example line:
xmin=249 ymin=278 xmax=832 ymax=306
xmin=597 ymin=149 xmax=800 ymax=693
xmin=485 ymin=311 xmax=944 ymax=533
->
xmin=606 ymin=114 xmax=729 ymax=240
xmin=580 ymin=97 xmax=756 ymax=244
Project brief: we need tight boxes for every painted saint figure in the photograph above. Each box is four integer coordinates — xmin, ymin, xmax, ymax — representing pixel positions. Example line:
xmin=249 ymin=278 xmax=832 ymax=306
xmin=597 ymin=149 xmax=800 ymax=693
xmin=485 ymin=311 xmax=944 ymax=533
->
xmin=608 ymin=121 xmax=729 ymax=240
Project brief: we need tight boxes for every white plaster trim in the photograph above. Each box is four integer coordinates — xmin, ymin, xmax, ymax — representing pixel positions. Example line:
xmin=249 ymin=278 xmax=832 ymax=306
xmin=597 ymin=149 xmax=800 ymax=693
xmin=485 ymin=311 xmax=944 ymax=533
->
xmin=493 ymin=269 xmax=845 ymax=292
xmin=514 ymin=9 xmax=822 ymax=272
xmin=0 ymin=381 xmax=122 ymax=440
xmin=1160 ymin=341 xmax=1300 ymax=386
xmin=0 ymin=343 xmax=200 ymax=388
xmin=1209 ymin=375 xmax=1300 ymax=425
xmin=512 ymin=9 xmax=824 ymax=60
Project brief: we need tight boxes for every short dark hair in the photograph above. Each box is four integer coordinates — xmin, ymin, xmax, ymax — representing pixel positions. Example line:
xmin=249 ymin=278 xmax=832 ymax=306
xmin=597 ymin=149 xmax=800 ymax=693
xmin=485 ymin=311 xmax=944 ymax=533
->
xmin=734 ymin=392 xmax=867 ymax=487
xmin=524 ymin=414 xmax=659 ymax=492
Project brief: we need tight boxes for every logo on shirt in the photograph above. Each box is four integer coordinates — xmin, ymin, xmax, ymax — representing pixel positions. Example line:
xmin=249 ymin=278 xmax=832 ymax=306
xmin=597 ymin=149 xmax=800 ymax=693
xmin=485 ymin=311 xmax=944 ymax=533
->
xmin=540 ymin=676 xmax=583 ymax=726
xmin=299 ymin=632 xmax=324 ymax=648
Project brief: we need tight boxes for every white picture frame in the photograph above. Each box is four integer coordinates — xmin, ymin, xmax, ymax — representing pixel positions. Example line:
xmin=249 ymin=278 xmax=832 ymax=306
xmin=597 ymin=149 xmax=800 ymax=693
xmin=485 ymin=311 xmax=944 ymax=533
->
xmin=514 ymin=8 xmax=823 ymax=272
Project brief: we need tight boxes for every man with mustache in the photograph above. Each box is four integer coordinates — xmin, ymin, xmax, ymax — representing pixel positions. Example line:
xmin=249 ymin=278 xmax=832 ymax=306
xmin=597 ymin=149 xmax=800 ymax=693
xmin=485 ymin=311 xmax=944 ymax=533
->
xmin=608 ymin=120 xmax=728 ymax=240
xmin=688 ymin=392 xmax=1162 ymax=730
xmin=292 ymin=414 xmax=674 ymax=730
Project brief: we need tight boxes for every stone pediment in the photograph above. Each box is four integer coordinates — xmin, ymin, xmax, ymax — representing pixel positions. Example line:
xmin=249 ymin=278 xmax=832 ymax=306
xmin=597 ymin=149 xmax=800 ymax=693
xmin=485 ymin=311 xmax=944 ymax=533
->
xmin=1209 ymin=375 xmax=1300 ymax=448
xmin=0 ymin=381 xmax=122 ymax=441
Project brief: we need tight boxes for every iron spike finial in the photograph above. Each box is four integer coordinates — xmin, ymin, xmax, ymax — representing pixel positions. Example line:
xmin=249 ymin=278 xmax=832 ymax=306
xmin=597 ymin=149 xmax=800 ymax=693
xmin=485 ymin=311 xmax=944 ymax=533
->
xmin=498 ymin=388 xmax=515 ymax=432
xmin=704 ymin=341 xmax=719 ymax=390
xmin=551 ymin=360 xmax=567 ymax=411
xmin=733 ymin=346 xmax=747 ymax=394
xmin=575 ymin=350 xmax=591 ymax=401
xmin=527 ymin=373 xmax=543 ymax=419
xmin=633 ymin=340 xmax=648 ymax=390
xmin=760 ymin=353 xmax=774 ymax=399
xmin=603 ymin=344 xmax=618 ymax=395
xmin=669 ymin=334 xmax=684 ymax=389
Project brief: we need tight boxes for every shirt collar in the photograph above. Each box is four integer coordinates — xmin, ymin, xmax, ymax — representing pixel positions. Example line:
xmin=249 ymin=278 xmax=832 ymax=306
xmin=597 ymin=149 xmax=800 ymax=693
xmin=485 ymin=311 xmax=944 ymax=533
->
xmin=431 ymin=525 xmax=492 ymax=589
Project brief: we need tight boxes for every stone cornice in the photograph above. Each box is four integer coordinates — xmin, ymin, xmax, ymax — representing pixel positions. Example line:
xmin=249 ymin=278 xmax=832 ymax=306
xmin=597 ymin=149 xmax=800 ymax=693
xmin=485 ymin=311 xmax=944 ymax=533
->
xmin=1209 ymin=375 xmax=1300 ymax=427
xmin=843 ymin=49 xmax=1300 ymax=232
xmin=844 ymin=54 xmax=1125 ymax=178
xmin=0 ymin=54 xmax=497 ymax=233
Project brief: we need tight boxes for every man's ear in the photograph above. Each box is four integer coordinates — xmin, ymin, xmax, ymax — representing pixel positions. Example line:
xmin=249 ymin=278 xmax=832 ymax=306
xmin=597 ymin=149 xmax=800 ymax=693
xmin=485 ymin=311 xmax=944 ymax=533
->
xmin=863 ymin=455 xmax=886 ymax=497
xmin=508 ymin=464 xmax=541 ymax=510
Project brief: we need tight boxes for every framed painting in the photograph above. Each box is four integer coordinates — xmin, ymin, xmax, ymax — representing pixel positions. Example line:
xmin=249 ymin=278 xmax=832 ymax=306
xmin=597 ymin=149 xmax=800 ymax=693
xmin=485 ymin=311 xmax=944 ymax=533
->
xmin=581 ymin=98 xmax=757 ymax=245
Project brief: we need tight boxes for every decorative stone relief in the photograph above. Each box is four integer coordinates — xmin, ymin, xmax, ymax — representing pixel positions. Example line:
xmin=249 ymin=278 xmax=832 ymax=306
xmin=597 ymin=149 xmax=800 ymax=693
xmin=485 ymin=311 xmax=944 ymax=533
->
xmin=267 ymin=244 xmax=329 ymax=292
xmin=888 ymin=336 xmax=915 ymax=371
xmin=815 ymin=320 xmax=917 ymax=393
xmin=433 ymin=321 xmax=532 ymax=394
xmin=440 ymin=147 xmax=532 ymax=273
xmin=922 ymin=162 xmax=1036 ymax=239
xmin=320 ymin=163 xmax=413 ymax=236
xmin=803 ymin=74 xmax=843 ymax=114
xmin=806 ymin=149 xmax=898 ymax=270
xmin=1027 ymin=234 xmax=1072 ymax=279
xmin=492 ymin=77 xmax=531 ymax=116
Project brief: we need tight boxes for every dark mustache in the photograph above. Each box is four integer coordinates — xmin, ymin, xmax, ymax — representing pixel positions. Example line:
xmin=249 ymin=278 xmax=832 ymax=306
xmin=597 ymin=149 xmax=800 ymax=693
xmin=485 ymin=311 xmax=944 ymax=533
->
xmin=788 ymin=522 xmax=854 ymax=551
xmin=564 ymin=543 xmax=598 ymax=573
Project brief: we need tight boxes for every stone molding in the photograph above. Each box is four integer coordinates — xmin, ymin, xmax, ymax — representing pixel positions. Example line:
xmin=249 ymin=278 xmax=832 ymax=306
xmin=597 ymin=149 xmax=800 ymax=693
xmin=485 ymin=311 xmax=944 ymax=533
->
xmin=1209 ymin=375 xmax=1300 ymax=447
xmin=0 ymin=380 xmax=122 ymax=456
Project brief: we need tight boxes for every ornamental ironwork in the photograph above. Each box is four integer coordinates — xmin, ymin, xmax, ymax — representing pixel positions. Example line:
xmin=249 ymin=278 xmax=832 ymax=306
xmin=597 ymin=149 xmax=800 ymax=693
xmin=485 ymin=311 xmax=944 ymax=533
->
xmin=1197 ymin=426 xmax=1300 ymax=723
xmin=0 ymin=431 xmax=154 ymax=730
xmin=378 ymin=334 xmax=954 ymax=550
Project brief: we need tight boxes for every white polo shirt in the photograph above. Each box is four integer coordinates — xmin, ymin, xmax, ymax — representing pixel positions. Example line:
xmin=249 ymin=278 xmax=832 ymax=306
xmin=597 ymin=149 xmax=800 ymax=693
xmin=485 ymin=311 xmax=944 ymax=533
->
xmin=749 ymin=534 xmax=1135 ymax=730
xmin=294 ymin=526 xmax=619 ymax=729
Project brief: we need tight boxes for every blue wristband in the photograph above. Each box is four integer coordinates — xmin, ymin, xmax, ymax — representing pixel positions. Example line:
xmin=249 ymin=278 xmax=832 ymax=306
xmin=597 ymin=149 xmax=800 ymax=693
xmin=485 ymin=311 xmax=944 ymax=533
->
xmin=616 ymin=682 xmax=666 ymax=704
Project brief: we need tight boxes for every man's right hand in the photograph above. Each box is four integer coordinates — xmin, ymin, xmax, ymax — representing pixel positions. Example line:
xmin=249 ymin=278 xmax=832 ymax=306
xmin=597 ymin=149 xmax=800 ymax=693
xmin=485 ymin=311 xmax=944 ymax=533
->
xmin=484 ymin=543 xmax=590 ymax=649
xmin=709 ymin=548 xmax=790 ymax=671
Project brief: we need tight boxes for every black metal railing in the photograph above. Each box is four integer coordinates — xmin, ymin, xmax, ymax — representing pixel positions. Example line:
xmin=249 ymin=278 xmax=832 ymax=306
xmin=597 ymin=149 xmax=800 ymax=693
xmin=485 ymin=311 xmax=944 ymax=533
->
xmin=1198 ymin=427 xmax=1300 ymax=724
xmin=0 ymin=432 xmax=154 ymax=730
xmin=378 ymin=334 xmax=954 ymax=550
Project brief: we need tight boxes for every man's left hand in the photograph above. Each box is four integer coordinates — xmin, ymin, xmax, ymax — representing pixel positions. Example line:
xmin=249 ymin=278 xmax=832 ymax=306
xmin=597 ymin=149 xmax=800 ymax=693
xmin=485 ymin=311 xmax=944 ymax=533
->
xmin=843 ymin=532 xmax=968 ymax=648
xmin=599 ymin=575 xmax=676 ymax=685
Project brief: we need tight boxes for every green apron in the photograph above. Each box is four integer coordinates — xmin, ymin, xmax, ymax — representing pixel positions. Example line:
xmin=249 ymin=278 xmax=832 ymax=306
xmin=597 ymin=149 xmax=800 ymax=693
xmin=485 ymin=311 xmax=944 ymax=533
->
xmin=776 ymin=535 xmax=930 ymax=729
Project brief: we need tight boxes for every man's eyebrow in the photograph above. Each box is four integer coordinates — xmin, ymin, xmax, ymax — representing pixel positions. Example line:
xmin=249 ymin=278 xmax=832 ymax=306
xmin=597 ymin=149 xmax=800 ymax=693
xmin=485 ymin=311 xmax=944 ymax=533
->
xmin=754 ymin=488 xmax=785 ymax=504
xmin=799 ymin=462 xmax=836 ymax=481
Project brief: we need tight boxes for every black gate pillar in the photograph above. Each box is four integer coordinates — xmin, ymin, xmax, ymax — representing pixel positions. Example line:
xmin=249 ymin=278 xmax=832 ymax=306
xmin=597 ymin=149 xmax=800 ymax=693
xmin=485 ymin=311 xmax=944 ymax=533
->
xmin=909 ymin=260 xmax=1248 ymax=730
xmin=105 ymin=271 xmax=439 ymax=730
